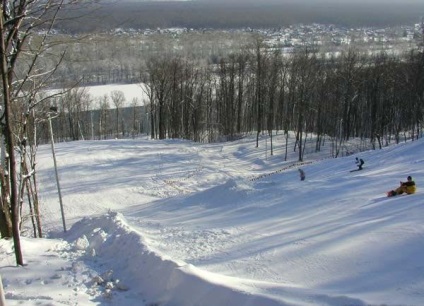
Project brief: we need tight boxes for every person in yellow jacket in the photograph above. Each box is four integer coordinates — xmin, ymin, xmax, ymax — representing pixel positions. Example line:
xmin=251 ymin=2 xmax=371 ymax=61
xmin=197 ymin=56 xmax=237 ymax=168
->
xmin=387 ymin=176 xmax=416 ymax=197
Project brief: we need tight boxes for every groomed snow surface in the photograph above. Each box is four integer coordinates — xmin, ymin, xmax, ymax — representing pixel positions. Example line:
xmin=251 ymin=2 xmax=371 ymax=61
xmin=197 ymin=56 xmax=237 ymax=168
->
xmin=1 ymin=133 xmax=423 ymax=306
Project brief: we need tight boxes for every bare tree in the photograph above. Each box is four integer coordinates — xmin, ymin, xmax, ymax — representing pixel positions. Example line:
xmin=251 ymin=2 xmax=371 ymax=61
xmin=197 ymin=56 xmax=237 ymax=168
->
xmin=97 ymin=94 xmax=110 ymax=140
xmin=288 ymin=49 xmax=317 ymax=161
xmin=0 ymin=0 xmax=101 ymax=266
xmin=0 ymin=0 xmax=63 ymax=266
xmin=251 ymin=36 xmax=266 ymax=148
xmin=144 ymin=56 xmax=173 ymax=139
xmin=140 ymin=81 xmax=156 ymax=139
xmin=110 ymin=90 xmax=125 ymax=137
xmin=130 ymin=97 xmax=140 ymax=137
xmin=59 ymin=88 xmax=91 ymax=140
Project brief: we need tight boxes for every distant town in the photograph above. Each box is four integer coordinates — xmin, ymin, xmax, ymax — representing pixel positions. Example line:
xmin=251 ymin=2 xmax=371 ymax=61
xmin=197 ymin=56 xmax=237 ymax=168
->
xmin=109 ymin=22 xmax=423 ymax=55
xmin=46 ymin=20 xmax=424 ymax=89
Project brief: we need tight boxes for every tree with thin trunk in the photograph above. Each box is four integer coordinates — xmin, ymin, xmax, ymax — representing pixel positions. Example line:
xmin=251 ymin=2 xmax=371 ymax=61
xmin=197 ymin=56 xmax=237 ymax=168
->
xmin=130 ymin=97 xmax=140 ymax=137
xmin=110 ymin=90 xmax=125 ymax=138
xmin=144 ymin=56 xmax=173 ymax=139
xmin=0 ymin=0 xmax=99 ymax=265
xmin=251 ymin=36 xmax=266 ymax=148
xmin=97 ymin=95 xmax=110 ymax=139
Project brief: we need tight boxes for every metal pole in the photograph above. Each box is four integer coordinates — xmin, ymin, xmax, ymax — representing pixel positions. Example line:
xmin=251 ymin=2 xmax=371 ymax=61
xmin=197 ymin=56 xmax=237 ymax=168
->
xmin=91 ymin=111 xmax=94 ymax=140
xmin=0 ymin=273 xmax=5 ymax=306
xmin=48 ymin=114 xmax=66 ymax=232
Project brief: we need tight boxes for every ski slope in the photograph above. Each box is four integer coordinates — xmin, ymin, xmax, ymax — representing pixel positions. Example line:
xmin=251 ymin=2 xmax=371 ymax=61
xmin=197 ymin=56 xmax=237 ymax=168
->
xmin=1 ymin=133 xmax=423 ymax=306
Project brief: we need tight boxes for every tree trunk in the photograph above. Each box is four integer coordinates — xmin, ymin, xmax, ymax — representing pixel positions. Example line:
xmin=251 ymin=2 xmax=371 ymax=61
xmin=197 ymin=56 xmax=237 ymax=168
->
xmin=0 ymin=11 xmax=23 ymax=265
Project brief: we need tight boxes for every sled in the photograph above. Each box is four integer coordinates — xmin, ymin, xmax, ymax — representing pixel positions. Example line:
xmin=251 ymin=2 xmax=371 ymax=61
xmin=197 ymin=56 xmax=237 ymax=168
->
xmin=387 ymin=191 xmax=396 ymax=197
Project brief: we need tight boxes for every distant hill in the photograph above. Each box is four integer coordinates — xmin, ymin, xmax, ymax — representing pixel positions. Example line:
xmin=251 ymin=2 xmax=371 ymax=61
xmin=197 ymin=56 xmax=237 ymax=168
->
xmin=55 ymin=1 xmax=424 ymax=33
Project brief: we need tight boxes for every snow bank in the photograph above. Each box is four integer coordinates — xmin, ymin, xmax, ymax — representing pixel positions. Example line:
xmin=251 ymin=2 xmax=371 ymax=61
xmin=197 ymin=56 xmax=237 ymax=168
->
xmin=63 ymin=211 xmax=367 ymax=306
xmin=64 ymin=212 xmax=285 ymax=305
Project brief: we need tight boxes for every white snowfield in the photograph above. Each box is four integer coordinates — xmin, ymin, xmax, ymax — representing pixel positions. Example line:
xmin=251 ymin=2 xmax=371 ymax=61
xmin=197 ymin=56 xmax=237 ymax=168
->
xmin=1 ymin=133 xmax=423 ymax=306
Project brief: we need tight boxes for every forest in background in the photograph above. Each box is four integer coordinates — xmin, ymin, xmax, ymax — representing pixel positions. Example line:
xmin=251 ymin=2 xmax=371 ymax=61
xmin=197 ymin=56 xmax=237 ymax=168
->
xmin=30 ymin=45 xmax=424 ymax=164
xmin=6 ymin=0 xmax=424 ymax=160
xmin=21 ymin=0 xmax=423 ymax=160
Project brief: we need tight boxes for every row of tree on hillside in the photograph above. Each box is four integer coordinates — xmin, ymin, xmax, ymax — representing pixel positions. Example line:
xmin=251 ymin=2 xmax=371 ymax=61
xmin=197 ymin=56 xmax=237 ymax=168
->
xmin=35 ymin=44 xmax=423 ymax=160
xmin=142 ymin=45 xmax=423 ymax=160
xmin=42 ymin=27 xmax=421 ymax=89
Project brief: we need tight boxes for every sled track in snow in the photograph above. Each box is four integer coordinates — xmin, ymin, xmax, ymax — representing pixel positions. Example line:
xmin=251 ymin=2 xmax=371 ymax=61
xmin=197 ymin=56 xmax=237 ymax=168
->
xmin=248 ymin=161 xmax=313 ymax=182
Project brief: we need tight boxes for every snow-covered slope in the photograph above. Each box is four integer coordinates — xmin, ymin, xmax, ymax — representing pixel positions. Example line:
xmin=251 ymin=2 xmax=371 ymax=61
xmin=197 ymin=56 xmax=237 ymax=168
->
xmin=1 ymin=134 xmax=423 ymax=305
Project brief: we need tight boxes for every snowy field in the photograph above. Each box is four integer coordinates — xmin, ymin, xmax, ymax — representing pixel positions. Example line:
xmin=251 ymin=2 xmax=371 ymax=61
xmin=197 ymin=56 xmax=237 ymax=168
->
xmin=49 ymin=83 xmax=149 ymax=108
xmin=84 ymin=83 xmax=148 ymax=106
xmin=1 ymin=132 xmax=423 ymax=306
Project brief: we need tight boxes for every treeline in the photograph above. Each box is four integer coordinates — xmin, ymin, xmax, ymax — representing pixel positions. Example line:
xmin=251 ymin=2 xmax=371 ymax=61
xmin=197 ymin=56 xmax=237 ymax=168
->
xmin=55 ymin=1 xmax=424 ymax=34
xmin=37 ymin=44 xmax=424 ymax=162
xmin=42 ymin=32 xmax=254 ymax=88
xmin=140 ymin=46 xmax=424 ymax=161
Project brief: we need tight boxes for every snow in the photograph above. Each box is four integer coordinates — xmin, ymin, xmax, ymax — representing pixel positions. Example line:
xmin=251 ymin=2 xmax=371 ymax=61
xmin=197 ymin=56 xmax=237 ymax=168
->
xmin=83 ymin=84 xmax=149 ymax=107
xmin=1 ymin=133 xmax=424 ymax=306
xmin=48 ymin=83 xmax=149 ymax=109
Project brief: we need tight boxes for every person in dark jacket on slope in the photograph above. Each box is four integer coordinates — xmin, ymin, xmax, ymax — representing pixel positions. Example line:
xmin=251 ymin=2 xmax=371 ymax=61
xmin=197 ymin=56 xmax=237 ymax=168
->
xmin=355 ymin=157 xmax=364 ymax=170
xmin=298 ymin=168 xmax=305 ymax=181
